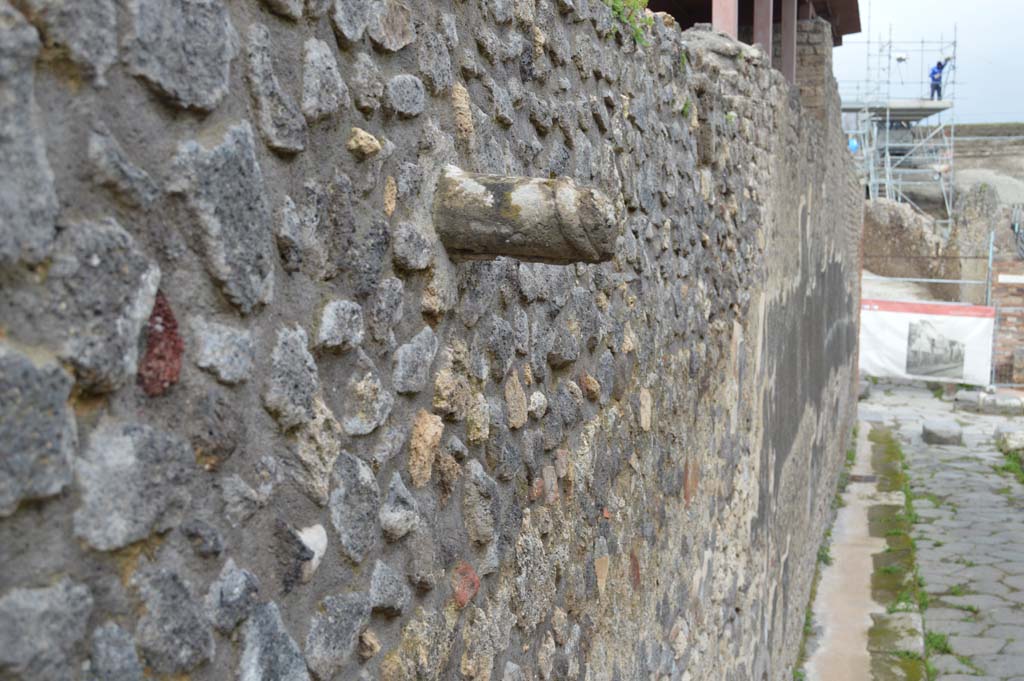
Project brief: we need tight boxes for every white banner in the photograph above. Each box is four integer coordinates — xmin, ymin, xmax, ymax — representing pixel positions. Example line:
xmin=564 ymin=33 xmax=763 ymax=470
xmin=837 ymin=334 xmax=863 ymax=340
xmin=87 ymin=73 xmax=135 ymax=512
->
xmin=860 ymin=299 xmax=995 ymax=386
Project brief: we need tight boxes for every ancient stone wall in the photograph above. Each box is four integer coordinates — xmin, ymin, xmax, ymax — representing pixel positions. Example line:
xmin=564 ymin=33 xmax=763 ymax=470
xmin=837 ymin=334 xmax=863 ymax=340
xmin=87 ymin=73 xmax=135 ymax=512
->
xmin=0 ymin=3 xmax=860 ymax=681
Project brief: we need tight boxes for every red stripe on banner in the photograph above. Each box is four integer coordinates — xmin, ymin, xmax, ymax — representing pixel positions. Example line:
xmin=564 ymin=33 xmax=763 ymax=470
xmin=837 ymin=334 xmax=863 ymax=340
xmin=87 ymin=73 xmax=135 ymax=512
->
xmin=861 ymin=299 xmax=996 ymax=319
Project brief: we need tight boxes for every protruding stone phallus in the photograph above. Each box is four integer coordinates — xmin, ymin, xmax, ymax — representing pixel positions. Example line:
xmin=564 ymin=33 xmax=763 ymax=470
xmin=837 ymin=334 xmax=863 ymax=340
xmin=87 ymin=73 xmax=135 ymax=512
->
xmin=432 ymin=165 xmax=618 ymax=265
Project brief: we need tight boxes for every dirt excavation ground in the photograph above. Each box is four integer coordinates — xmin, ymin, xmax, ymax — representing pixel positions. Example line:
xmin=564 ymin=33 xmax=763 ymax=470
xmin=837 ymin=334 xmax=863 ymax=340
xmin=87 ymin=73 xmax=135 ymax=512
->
xmin=863 ymin=271 xmax=937 ymax=302
xmin=802 ymin=383 xmax=1024 ymax=681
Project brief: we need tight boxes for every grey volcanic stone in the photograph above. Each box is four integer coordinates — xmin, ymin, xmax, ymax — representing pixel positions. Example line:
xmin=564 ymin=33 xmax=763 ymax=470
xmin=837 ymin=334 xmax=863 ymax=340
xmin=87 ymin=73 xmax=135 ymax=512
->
xmin=0 ymin=345 xmax=76 ymax=516
xmin=89 ymin=621 xmax=144 ymax=681
xmin=73 ymin=421 xmax=194 ymax=551
xmin=277 ymin=195 xmax=310 ymax=273
xmin=260 ymin=0 xmax=302 ymax=20
xmin=418 ymin=32 xmax=453 ymax=95
xmin=513 ymin=529 xmax=554 ymax=633
xmin=397 ymin=161 xmax=423 ymax=199
xmin=304 ymin=593 xmax=370 ymax=679
xmin=406 ymin=528 xmax=439 ymax=590
xmin=21 ymin=0 xmax=117 ymax=84
xmin=24 ymin=0 xmax=115 ymax=83
xmin=482 ymin=315 xmax=516 ymax=378
xmin=205 ymin=558 xmax=261 ymax=633
xmin=922 ymin=420 xmax=963 ymax=445
xmin=368 ymin=277 xmax=405 ymax=345
xmin=88 ymin=125 xmax=159 ymax=207
xmin=0 ymin=3 xmax=58 ymax=266
xmin=134 ymin=568 xmax=215 ymax=673
xmin=369 ymin=560 xmax=411 ymax=615
xmin=180 ymin=518 xmax=224 ymax=557
xmin=170 ymin=123 xmax=275 ymax=315
xmin=547 ymin=325 xmax=579 ymax=368
xmin=485 ymin=77 xmax=515 ymax=126
xmin=52 ymin=220 xmax=160 ymax=392
xmin=0 ymin=577 xmax=93 ymax=681
xmin=392 ymin=221 xmax=433 ymax=271
xmin=464 ymin=458 xmax=498 ymax=545
xmin=0 ymin=217 xmax=159 ymax=393
xmin=385 ymin=74 xmax=426 ymax=117
xmin=446 ymin=434 xmax=468 ymax=460
xmin=189 ymin=388 xmax=245 ymax=465
xmin=340 ymin=212 xmax=390 ymax=298
xmin=484 ymin=0 xmax=513 ymax=23
xmin=503 ymin=662 xmax=525 ymax=681
xmin=342 ymin=350 xmax=393 ymax=435
xmin=380 ymin=472 xmax=419 ymax=540
xmin=316 ymin=299 xmax=364 ymax=352
xmin=329 ymin=452 xmax=379 ymax=563
xmin=276 ymin=182 xmax=328 ymax=276
xmin=367 ymin=425 xmax=408 ymax=468
xmin=240 ymin=603 xmax=310 ymax=681
xmin=246 ymin=23 xmax=307 ymax=154
xmin=306 ymin=0 xmax=332 ymax=18
xmin=302 ymin=37 xmax=350 ymax=122
xmin=330 ymin=0 xmax=375 ymax=45
xmin=350 ymin=51 xmax=384 ymax=115
xmin=518 ymin=262 xmax=572 ymax=304
xmin=191 ymin=317 xmax=254 ymax=384
xmin=124 ymin=0 xmax=238 ymax=111
xmin=394 ymin=326 xmax=438 ymax=394
xmin=367 ymin=0 xmax=416 ymax=52
xmin=273 ymin=521 xmax=328 ymax=591
xmin=486 ymin=425 xmax=521 ymax=481
xmin=263 ymin=325 xmax=319 ymax=430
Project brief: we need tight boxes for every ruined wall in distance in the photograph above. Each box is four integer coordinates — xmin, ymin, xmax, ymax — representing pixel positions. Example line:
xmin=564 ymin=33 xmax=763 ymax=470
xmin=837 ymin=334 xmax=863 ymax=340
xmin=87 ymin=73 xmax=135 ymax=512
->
xmin=0 ymin=3 xmax=860 ymax=680
xmin=862 ymin=198 xmax=962 ymax=301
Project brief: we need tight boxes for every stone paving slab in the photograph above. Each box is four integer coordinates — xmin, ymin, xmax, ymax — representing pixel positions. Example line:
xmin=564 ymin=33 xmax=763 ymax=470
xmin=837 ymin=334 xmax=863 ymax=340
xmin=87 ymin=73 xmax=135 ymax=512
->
xmin=862 ymin=384 xmax=1024 ymax=680
xmin=922 ymin=419 xmax=965 ymax=445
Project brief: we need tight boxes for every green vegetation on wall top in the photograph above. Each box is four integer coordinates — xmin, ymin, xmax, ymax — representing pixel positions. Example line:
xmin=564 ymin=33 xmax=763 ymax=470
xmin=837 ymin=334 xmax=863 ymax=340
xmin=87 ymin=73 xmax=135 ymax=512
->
xmin=602 ymin=0 xmax=655 ymax=44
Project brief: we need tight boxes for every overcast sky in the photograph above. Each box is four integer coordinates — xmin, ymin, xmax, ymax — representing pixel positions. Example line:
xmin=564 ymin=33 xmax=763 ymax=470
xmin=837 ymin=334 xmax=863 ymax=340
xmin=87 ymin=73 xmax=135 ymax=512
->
xmin=832 ymin=0 xmax=1021 ymax=124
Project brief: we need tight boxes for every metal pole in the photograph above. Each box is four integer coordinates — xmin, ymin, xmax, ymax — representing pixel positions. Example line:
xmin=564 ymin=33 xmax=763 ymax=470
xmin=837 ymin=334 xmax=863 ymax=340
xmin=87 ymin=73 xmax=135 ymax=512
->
xmin=950 ymin=25 xmax=958 ymax=220
xmin=991 ymin=307 xmax=998 ymax=386
xmin=986 ymin=228 xmax=995 ymax=306
xmin=885 ymin=25 xmax=892 ymax=201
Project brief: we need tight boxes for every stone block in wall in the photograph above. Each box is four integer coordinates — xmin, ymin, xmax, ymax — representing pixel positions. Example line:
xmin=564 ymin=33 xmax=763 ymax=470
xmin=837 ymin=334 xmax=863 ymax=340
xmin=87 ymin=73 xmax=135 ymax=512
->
xmin=169 ymin=123 xmax=275 ymax=315
xmin=123 ymin=0 xmax=238 ymax=112
xmin=0 ymin=3 xmax=58 ymax=266
xmin=0 ymin=344 xmax=76 ymax=516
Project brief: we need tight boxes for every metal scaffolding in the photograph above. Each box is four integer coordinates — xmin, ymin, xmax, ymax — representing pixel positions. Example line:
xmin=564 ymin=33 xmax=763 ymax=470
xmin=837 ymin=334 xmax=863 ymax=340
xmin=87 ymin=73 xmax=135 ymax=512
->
xmin=838 ymin=24 xmax=959 ymax=233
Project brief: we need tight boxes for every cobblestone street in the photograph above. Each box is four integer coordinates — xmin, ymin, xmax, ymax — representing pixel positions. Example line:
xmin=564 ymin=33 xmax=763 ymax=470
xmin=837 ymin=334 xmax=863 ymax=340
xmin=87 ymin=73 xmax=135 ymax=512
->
xmin=862 ymin=385 xmax=1024 ymax=681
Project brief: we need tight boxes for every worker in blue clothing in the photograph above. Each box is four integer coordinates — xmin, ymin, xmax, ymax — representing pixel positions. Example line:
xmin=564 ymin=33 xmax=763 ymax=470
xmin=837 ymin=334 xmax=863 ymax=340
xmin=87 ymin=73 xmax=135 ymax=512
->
xmin=929 ymin=57 xmax=951 ymax=100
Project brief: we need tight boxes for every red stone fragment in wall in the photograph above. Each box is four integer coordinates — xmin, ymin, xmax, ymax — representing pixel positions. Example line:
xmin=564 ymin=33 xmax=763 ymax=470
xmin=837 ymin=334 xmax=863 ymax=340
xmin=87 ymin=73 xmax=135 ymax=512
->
xmin=138 ymin=291 xmax=184 ymax=397
xmin=629 ymin=550 xmax=641 ymax=591
xmin=529 ymin=476 xmax=544 ymax=502
xmin=451 ymin=561 xmax=479 ymax=608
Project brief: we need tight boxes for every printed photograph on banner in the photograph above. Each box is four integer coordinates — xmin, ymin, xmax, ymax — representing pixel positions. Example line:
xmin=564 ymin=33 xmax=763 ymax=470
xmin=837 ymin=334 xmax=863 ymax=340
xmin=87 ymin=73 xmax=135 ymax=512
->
xmin=906 ymin=319 xmax=966 ymax=379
